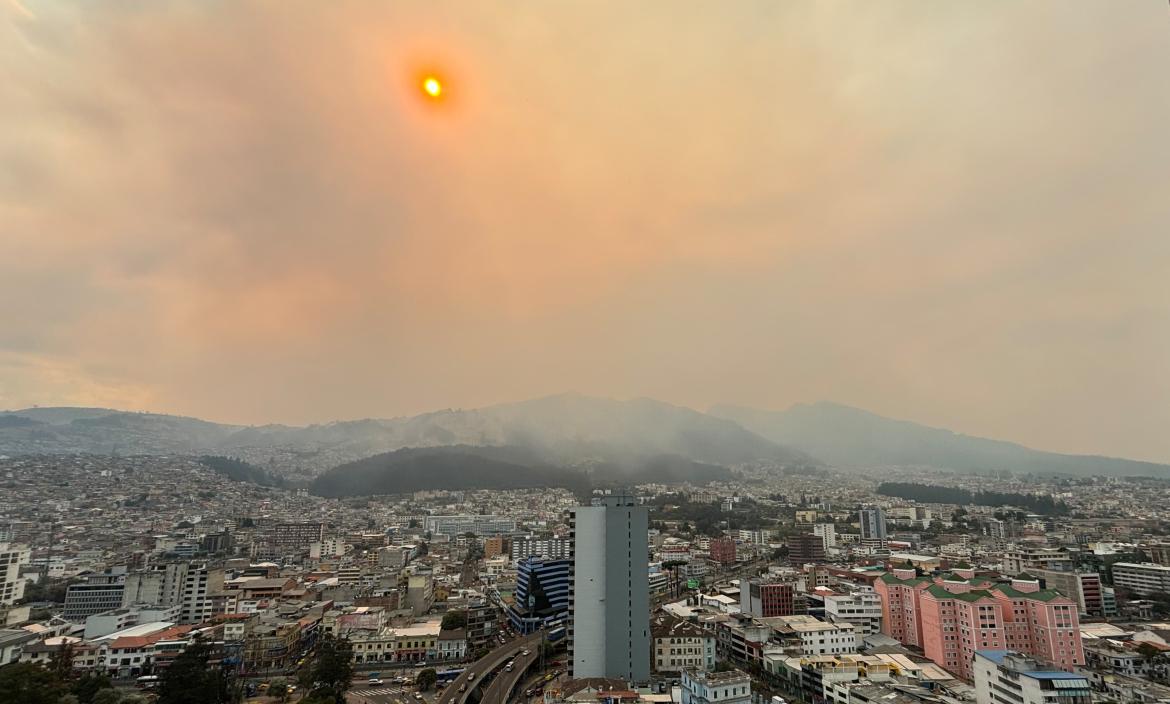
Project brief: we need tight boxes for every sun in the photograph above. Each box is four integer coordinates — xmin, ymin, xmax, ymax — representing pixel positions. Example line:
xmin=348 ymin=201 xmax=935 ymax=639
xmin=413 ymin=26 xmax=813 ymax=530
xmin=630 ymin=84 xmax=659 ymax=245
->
xmin=422 ymin=76 xmax=443 ymax=99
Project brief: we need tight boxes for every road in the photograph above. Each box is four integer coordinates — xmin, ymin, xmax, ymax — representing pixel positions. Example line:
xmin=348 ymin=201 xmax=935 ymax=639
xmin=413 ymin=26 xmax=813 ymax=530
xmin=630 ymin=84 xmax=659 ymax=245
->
xmin=478 ymin=645 xmax=540 ymax=704
xmin=436 ymin=631 xmax=545 ymax=704
xmin=346 ymin=682 xmax=434 ymax=704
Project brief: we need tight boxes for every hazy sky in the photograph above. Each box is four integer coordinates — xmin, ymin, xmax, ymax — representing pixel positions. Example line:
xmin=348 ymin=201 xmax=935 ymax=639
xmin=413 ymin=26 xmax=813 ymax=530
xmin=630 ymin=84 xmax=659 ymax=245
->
xmin=2 ymin=1 xmax=1168 ymax=461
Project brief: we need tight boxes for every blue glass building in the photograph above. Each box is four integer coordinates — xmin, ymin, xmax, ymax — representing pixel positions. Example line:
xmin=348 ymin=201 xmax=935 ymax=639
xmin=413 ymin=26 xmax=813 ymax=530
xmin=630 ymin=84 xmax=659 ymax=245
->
xmin=509 ymin=556 xmax=570 ymax=634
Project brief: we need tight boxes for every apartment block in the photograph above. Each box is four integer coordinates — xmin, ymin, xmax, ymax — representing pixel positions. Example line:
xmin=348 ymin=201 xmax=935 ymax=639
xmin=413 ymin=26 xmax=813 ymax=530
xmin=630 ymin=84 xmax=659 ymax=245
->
xmin=876 ymin=569 xmax=1084 ymax=681
xmin=1030 ymin=569 xmax=1105 ymax=617
xmin=651 ymin=613 xmax=715 ymax=673
xmin=64 ymin=569 xmax=128 ymax=622
xmin=823 ymin=589 xmax=883 ymax=636
xmin=0 ymin=543 xmax=31 ymax=606
xmin=1112 ymin=562 xmax=1170 ymax=596
xmin=511 ymin=538 xmax=571 ymax=563
xmin=709 ymin=537 xmax=737 ymax=566
xmin=423 ymin=515 xmax=517 ymax=537
xmin=1002 ymin=549 xmax=1074 ymax=575
xmin=788 ymin=533 xmax=827 ymax=565
xmin=740 ymin=579 xmax=800 ymax=618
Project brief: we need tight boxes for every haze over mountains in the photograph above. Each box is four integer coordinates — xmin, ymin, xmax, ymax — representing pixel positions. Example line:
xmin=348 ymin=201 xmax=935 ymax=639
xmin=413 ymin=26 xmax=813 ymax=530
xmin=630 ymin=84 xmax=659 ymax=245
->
xmin=710 ymin=402 xmax=1170 ymax=479
xmin=2 ymin=394 xmax=1167 ymax=488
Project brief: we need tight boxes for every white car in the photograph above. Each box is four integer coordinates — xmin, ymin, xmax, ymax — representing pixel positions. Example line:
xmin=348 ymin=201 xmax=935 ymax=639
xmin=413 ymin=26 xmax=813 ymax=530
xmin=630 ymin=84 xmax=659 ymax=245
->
xmin=367 ymin=678 xmax=384 ymax=686
xmin=521 ymin=649 xmax=531 ymax=657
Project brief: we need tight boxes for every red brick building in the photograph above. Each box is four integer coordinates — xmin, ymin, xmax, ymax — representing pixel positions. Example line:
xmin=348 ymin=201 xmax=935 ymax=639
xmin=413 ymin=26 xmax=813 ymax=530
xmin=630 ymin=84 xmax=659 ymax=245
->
xmin=709 ymin=537 xmax=737 ymax=565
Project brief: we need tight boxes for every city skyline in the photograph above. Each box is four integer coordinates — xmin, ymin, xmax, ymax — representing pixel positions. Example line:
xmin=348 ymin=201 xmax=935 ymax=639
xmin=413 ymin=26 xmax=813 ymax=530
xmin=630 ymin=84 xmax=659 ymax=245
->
xmin=2 ymin=2 xmax=1168 ymax=462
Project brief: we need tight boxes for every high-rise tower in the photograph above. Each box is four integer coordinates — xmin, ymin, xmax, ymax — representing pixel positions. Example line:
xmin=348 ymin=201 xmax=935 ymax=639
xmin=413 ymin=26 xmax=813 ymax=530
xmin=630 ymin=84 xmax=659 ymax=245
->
xmin=568 ymin=494 xmax=650 ymax=683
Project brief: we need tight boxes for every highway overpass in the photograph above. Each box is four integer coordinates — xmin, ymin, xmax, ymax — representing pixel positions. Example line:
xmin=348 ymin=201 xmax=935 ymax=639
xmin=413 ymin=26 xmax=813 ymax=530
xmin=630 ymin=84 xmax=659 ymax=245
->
xmin=436 ymin=630 xmax=545 ymax=704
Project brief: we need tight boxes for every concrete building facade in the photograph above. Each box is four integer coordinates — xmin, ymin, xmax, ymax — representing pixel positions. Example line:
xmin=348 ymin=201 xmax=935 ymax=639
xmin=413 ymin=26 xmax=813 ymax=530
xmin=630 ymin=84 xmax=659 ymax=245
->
xmin=568 ymin=494 xmax=650 ymax=683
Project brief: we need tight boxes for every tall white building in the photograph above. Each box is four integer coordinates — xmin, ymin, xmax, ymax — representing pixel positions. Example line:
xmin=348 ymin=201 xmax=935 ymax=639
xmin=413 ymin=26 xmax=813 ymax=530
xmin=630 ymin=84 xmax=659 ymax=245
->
xmin=0 ymin=543 xmax=31 ymax=605
xmin=569 ymin=495 xmax=650 ymax=683
xmin=813 ymin=523 xmax=838 ymax=550
xmin=174 ymin=563 xmax=223 ymax=624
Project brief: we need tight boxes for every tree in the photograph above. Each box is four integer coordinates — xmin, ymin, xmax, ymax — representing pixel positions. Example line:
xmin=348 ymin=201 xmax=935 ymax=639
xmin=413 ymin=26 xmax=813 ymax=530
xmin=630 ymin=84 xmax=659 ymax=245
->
xmin=50 ymin=642 xmax=76 ymax=682
xmin=441 ymin=610 xmax=467 ymax=630
xmin=157 ymin=639 xmax=225 ymax=704
xmin=268 ymin=680 xmax=291 ymax=704
xmin=416 ymin=668 xmax=438 ymax=691
xmin=0 ymin=663 xmax=67 ymax=704
xmin=92 ymin=691 xmax=125 ymax=704
xmin=306 ymin=634 xmax=354 ymax=703
xmin=72 ymin=671 xmax=114 ymax=704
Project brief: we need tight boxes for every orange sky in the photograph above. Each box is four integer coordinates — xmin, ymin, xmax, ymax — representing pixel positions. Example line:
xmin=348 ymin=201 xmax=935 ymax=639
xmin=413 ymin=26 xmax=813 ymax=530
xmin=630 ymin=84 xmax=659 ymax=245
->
xmin=1 ymin=1 xmax=1168 ymax=461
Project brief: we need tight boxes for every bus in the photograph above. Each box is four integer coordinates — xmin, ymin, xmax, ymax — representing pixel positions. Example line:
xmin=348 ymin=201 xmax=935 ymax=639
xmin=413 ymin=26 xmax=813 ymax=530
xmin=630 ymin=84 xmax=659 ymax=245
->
xmin=436 ymin=669 xmax=465 ymax=684
xmin=136 ymin=675 xmax=161 ymax=689
xmin=548 ymin=626 xmax=566 ymax=642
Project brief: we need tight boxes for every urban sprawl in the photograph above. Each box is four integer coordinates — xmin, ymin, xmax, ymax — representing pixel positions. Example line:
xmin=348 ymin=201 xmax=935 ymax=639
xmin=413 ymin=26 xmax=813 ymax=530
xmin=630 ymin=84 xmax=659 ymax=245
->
xmin=3 ymin=454 xmax=1170 ymax=704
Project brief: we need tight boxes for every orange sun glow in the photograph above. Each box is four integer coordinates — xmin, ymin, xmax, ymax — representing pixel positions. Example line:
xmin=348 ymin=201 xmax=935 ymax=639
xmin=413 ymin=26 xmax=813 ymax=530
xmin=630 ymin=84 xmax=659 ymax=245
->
xmin=422 ymin=76 xmax=442 ymax=99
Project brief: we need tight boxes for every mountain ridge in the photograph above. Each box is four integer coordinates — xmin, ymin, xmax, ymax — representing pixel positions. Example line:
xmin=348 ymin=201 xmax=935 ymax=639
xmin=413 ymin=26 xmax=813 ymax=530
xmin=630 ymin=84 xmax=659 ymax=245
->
xmin=3 ymin=395 xmax=1165 ymax=478
xmin=0 ymin=394 xmax=813 ymax=473
xmin=710 ymin=401 xmax=1170 ymax=477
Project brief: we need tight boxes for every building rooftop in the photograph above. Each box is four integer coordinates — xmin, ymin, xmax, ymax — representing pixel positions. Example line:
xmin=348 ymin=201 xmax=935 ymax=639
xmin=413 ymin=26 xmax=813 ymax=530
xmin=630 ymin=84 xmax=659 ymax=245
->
xmin=650 ymin=613 xmax=707 ymax=639
xmin=686 ymin=668 xmax=750 ymax=684
xmin=976 ymin=650 xmax=1089 ymax=681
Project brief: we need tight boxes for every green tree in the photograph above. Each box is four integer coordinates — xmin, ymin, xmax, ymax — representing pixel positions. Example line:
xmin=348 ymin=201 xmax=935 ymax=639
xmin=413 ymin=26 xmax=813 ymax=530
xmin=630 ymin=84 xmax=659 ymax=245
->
xmin=157 ymin=639 xmax=225 ymax=704
xmin=92 ymin=690 xmax=125 ymax=704
xmin=0 ymin=663 xmax=67 ymax=704
xmin=50 ymin=642 xmax=76 ymax=682
xmin=269 ymin=680 xmax=291 ymax=704
xmin=306 ymin=634 xmax=354 ymax=703
xmin=441 ymin=610 xmax=467 ymax=630
xmin=72 ymin=671 xmax=114 ymax=704
xmin=416 ymin=668 xmax=438 ymax=691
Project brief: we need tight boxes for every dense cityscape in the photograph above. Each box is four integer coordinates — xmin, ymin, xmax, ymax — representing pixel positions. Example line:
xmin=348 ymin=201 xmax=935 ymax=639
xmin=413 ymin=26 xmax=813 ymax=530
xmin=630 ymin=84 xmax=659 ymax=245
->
xmin=5 ymin=2 xmax=1169 ymax=704
xmin=4 ymin=452 xmax=1170 ymax=704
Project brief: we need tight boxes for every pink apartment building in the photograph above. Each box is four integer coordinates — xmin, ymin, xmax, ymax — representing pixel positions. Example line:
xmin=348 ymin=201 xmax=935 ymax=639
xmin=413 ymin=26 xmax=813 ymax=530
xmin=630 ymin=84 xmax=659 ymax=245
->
xmin=875 ymin=568 xmax=1083 ymax=681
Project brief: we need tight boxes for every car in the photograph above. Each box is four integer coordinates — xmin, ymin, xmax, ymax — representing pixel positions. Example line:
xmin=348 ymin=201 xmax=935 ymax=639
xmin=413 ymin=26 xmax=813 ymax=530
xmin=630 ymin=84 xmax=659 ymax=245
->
xmin=468 ymin=672 xmax=476 ymax=681
xmin=521 ymin=649 xmax=531 ymax=656
xmin=459 ymin=683 xmax=467 ymax=693
xmin=413 ymin=694 xmax=423 ymax=701
xmin=367 ymin=678 xmax=384 ymax=686
xmin=505 ymin=661 xmax=514 ymax=672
